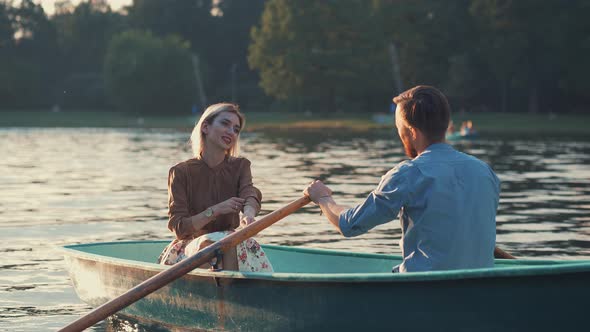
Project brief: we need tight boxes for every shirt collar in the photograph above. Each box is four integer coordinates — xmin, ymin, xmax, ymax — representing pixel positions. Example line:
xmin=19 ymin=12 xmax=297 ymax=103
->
xmin=417 ymin=142 xmax=452 ymax=158
xmin=425 ymin=142 xmax=452 ymax=151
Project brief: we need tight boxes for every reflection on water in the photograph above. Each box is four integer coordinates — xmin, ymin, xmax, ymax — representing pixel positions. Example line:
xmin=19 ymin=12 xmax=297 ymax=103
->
xmin=0 ymin=128 xmax=589 ymax=331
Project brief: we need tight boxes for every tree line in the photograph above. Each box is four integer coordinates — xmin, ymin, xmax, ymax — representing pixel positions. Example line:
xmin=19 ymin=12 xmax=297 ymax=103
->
xmin=1 ymin=0 xmax=588 ymax=115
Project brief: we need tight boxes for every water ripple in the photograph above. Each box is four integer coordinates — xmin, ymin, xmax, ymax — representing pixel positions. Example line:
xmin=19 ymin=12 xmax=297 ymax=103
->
xmin=0 ymin=128 xmax=589 ymax=331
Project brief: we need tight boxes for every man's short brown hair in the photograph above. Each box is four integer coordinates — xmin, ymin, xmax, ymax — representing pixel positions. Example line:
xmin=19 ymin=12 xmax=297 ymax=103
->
xmin=393 ymin=85 xmax=451 ymax=142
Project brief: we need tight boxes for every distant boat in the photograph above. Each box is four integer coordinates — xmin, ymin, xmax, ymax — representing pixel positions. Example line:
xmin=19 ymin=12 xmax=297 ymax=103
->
xmin=446 ymin=131 xmax=479 ymax=141
xmin=63 ymin=241 xmax=590 ymax=331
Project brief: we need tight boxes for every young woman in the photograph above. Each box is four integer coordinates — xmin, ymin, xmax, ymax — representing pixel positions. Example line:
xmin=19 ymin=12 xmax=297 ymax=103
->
xmin=158 ymin=103 xmax=272 ymax=272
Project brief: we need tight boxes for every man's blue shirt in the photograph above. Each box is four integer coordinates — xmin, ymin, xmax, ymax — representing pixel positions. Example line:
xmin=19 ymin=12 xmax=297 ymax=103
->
xmin=339 ymin=143 xmax=500 ymax=272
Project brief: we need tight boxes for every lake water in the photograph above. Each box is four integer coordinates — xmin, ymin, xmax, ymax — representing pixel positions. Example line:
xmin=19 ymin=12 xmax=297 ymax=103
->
xmin=1 ymin=127 xmax=589 ymax=331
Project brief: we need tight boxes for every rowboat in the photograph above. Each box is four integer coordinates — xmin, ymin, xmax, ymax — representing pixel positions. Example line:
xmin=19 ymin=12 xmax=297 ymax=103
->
xmin=63 ymin=240 xmax=590 ymax=331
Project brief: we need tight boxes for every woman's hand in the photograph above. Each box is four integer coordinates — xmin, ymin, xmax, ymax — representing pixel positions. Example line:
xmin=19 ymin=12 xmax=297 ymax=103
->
xmin=213 ymin=197 xmax=245 ymax=216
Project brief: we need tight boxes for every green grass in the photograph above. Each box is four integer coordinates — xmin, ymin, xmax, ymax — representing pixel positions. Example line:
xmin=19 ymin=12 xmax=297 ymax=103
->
xmin=0 ymin=110 xmax=588 ymax=136
xmin=0 ymin=110 xmax=383 ymax=131
xmin=450 ymin=112 xmax=589 ymax=136
xmin=0 ymin=110 xmax=196 ymax=129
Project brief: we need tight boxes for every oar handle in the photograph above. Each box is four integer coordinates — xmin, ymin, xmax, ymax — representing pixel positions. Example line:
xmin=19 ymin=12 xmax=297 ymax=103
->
xmin=59 ymin=196 xmax=311 ymax=332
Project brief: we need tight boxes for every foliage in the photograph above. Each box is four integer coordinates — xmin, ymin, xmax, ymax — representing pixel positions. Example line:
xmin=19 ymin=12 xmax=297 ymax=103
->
xmin=52 ymin=1 xmax=127 ymax=108
xmin=249 ymin=0 xmax=393 ymax=111
xmin=0 ymin=0 xmax=588 ymax=114
xmin=0 ymin=0 xmax=58 ymax=108
xmin=0 ymin=1 xmax=13 ymax=49
xmin=249 ymin=0 xmax=590 ymax=113
xmin=127 ymin=0 xmax=267 ymax=107
xmin=208 ymin=0 xmax=267 ymax=105
xmin=104 ymin=30 xmax=196 ymax=114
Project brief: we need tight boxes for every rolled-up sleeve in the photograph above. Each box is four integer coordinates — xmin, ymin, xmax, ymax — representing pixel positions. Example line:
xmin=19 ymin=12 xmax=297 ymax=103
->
xmin=238 ymin=159 xmax=262 ymax=215
xmin=167 ymin=165 xmax=194 ymax=240
xmin=339 ymin=162 xmax=413 ymax=237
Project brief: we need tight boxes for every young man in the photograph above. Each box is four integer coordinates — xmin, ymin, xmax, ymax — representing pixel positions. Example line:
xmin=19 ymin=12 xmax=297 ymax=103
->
xmin=304 ymin=85 xmax=500 ymax=272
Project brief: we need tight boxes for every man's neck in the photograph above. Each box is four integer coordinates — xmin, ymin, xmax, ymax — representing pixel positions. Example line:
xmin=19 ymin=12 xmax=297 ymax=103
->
xmin=415 ymin=139 xmax=444 ymax=156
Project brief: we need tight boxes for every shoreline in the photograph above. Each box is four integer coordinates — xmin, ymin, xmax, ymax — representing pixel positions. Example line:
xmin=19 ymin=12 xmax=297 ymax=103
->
xmin=0 ymin=110 xmax=588 ymax=137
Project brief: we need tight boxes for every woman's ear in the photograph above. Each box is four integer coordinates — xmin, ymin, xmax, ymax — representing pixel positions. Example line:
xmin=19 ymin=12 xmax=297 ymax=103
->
xmin=201 ymin=122 xmax=209 ymax=135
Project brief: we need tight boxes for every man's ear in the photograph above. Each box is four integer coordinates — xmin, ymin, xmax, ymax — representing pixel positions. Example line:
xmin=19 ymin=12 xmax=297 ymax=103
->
xmin=409 ymin=126 xmax=418 ymax=140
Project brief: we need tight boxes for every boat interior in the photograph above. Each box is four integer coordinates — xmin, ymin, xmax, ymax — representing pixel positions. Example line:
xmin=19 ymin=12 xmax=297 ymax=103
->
xmin=64 ymin=240 xmax=576 ymax=274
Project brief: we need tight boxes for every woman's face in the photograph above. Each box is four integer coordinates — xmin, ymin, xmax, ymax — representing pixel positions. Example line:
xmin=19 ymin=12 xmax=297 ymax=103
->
xmin=202 ymin=111 xmax=241 ymax=152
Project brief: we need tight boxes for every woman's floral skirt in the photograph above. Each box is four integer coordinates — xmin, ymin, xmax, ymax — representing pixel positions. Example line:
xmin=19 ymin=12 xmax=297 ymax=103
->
xmin=157 ymin=231 xmax=273 ymax=272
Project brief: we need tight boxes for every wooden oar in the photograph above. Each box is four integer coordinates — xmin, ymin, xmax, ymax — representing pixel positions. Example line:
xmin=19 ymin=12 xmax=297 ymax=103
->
xmin=494 ymin=246 xmax=516 ymax=259
xmin=59 ymin=196 xmax=311 ymax=332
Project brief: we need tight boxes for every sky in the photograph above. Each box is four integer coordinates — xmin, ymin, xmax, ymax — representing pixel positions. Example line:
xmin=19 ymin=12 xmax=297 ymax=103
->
xmin=38 ymin=0 xmax=132 ymax=15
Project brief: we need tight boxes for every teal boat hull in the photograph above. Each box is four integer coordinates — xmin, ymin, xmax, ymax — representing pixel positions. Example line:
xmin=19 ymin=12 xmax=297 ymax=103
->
xmin=63 ymin=241 xmax=590 ymax=331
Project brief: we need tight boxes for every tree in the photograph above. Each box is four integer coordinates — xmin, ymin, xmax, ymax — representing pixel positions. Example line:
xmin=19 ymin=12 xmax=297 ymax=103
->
xmin=128 ymin=0 xmax=268 ymax=107
xmin=469 ymin=0 xmax=584 ymax=113
xmin=249 ymin=0 xmax=393 ymax=111
xmin=207 ymin=0 xmax=266 ymax=105
xmin=0 ymin=0 xmax=58 ymax=108
xmin=373 ymin=0 xmax=487 ymax=109
xmin=104 ymin=30 xmax=197 ymax=114
xmin=127 ymin=0 xmax=215 ymax=105
xmin=52 ymin=1 xmax=127 ymax=108
xmin=0 ymin=1 xmax=16 ymax=106
xmin=555 ymin=0 xmax=590 ymax=112
xmin=0 ymin=1 xmax=13 ymax=49
xmin=129 ymin=0 xmax=213 ymax=45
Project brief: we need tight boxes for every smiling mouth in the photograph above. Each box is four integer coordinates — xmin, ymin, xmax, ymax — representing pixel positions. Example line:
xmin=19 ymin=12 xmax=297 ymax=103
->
xmin=222 ymin=136 xmax=232 ymax=145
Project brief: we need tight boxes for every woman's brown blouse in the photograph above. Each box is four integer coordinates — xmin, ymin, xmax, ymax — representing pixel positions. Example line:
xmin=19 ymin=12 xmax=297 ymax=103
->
xmin=167 ymin=156 xmax=262 ymax=240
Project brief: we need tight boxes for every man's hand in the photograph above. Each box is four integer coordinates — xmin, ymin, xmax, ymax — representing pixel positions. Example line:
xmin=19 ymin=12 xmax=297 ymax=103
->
xmin=303 ymin=179 xmax=348 ymax=234
xmin=304 ymin=180 xmax=333 ymax=204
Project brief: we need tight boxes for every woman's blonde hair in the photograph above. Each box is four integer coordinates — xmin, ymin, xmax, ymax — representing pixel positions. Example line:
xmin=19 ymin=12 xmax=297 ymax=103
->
xmin=190 ymin=103 xmax=245 ymax=158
